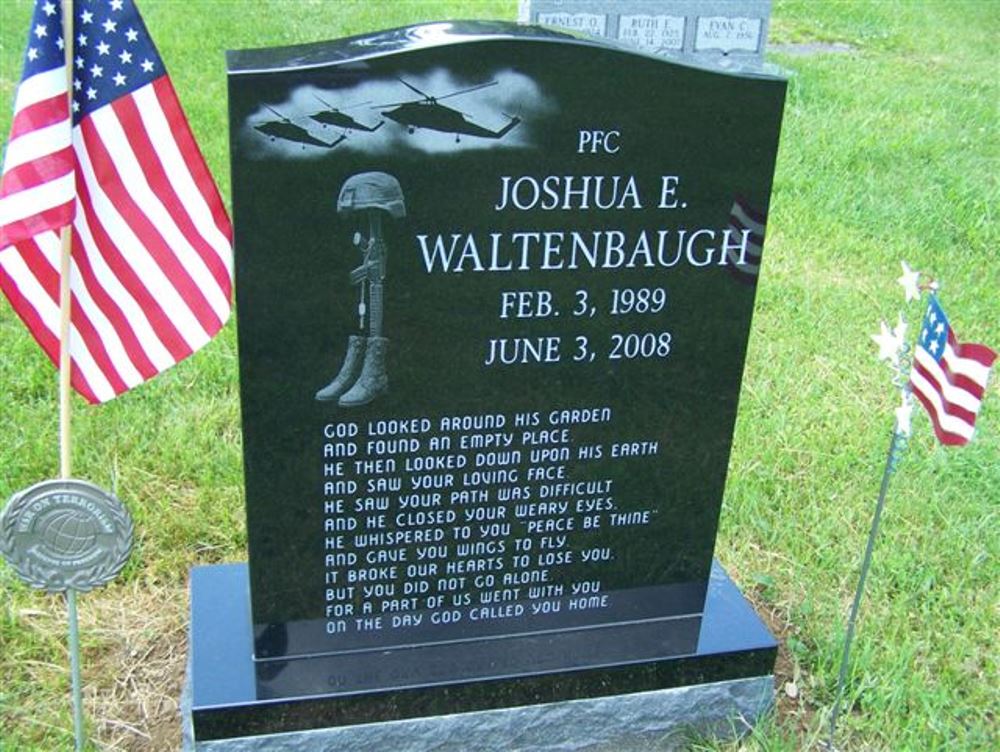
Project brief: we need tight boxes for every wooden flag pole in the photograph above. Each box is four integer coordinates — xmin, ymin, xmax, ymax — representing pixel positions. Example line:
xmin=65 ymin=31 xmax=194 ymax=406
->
xmin=59 ymin=221 xmax=74 ymax=473
xmin=59 ymin=3 xmax=85 ymax=751
xmin=59 ymin=0 xmax=74 ymax=482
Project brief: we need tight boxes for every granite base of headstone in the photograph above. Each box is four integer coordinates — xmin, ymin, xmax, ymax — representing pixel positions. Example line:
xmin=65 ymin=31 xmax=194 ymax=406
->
xmin=519 ymin=0 xmax=771 ymax=69
xmin=183 ymin=19 xmax=786 ymax=749
xmin=183 ymin=562 xmax=775 ymax=750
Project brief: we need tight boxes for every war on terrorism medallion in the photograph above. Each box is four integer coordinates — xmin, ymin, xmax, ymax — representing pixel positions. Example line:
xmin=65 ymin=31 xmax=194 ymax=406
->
xmin=0 ymin=479 xmax=133 ymax=593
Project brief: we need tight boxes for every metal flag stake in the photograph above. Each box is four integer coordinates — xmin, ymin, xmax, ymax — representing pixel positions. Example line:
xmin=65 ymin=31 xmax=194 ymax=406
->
xmin=827 ymin=268 xmax=917 ymax=749
xmin=827 ymin=424 xmax=907 ymax=747
xmin=827 ymin=262 xmax=997 ymax=748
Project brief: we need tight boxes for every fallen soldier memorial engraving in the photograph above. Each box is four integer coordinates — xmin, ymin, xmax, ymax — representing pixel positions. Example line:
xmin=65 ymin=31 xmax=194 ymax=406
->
xmin=184 ymin=20 xmax=786 ymax=749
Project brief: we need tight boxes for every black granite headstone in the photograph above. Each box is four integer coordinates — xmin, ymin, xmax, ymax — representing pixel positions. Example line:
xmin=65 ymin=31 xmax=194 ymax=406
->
xmin=187 ymin=20 xmax=785 ymax=744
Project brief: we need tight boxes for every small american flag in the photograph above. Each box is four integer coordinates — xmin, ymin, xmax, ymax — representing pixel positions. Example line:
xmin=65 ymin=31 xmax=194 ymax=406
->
xmin=727 ymin=196 xmax=765 ymax=285
xmin=910 ymin=296 xmax=996 ymax=446
xmin=0 ymin=0 xmax=232 ymax=403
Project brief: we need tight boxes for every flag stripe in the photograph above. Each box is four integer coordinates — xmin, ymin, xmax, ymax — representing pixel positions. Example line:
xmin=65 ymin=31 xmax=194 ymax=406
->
xmin=2 ymin=119 xmax=73 ymax=173
xmin=951 ymin=343 xmax=998 ymax=368
xmin=0 ymin=146 xmax=74 ymax=195
xmin=732 ymin=198 xmax=766 ymax=233
xmin=726 ymin=198 xmax=767 ymax=286
xmin=941 ymin=347 xmax=987 ymax=401
xmin=0 ymin=40 xmax=72 ymax=251
xmin=80 ymin=110 xmax=223 ymax=336
xmin=725 ymin=233 xmax=762 ymax=281
xmin=0 ymin=244 xmax=108 ymax=403
xmin=914 ymin=347 xmax=987 ymax=412
xmin=12 ymin=67 xmax=66 ymax=114
xmin=947 ymin=334 xmax=997 ymax=378
xmin=0 ymin=170 xmax=75 ymax=228
xmin=0 ymin=246 xmax=61 ymax=363
xmin=726 ymin=238 xmax=763 ymax=262
xmin=74 ymin=125 xmax=212 ymax=353
xmin=34 ymin=230 xmax=149 ymax=389
xmin=91 ymin=99 xmax=227 ymax=328
xmin=25 ymin=235 xmax=133 ymax=395
xmin=140 ymin=80 xmax=233 ymax=278
xmin=912 ymin=358 xmax=979 ymax=425
xmin=65 ymin=312 xmax=116 ymax=402
xmin=72 ymin=206 xmax=175 ymax=374
xmin=729 ymin=215 xmax=765 ymax=247
xmin=8 ymin=92 xmax=69 ymax=141
xmin=116 ymin=89 xmax=233 ymax=306
xmin=66 ymin=227 xmax=161 ymax=382
xmin=910 ymin=371 xmax=975 ymax=445
xmin=0 ymin=202 xmax=74 ymax=249
xmin=149 ymin=78 xmax=234 ymax=253
xmin=911 ymin=389 xmax=969 ymax=446
xmin=73 ymin=165 xmax=194 ymax=364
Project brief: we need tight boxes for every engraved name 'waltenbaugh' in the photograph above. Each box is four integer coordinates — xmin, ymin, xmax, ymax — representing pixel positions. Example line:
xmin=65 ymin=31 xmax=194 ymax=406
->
xmin=416 ymin=173 xmax=756 ymax=273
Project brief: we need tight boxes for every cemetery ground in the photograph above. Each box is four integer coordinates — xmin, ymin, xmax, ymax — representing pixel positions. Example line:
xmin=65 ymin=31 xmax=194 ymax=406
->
xmin=0 ymin=1 xmax=996 ymax=750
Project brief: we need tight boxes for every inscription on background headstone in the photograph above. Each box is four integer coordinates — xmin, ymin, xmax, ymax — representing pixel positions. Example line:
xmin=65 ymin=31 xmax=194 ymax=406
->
xmin=619 ymin=14 xmax=686 ymax=52
xmin=695 ymin=15 xmax=762 ymax=53
xmin=520 ymin=0 xmax=771 ymax=66
xmin=537 ymin=11 xmax=608 ymax=36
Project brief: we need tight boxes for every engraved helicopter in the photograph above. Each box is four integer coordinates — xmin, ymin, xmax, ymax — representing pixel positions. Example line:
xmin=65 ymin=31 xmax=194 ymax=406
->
xmin=253 ymin=105 xmax=346 ymax=149
xmin=308 ymin=95 xmax=385 ymax=133
xmin=376 ymin=79 xmax=521 ymax=142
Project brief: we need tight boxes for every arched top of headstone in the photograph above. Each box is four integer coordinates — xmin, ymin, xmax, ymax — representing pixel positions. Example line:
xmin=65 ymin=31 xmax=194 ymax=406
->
xmin=227 ymin=20 xmax=785 ymax=81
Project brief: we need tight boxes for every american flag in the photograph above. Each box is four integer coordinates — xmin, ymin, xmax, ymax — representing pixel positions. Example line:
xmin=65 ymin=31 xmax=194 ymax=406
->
xmin=727 ymin=196 xmax=765 ymax=285
xmin=0 ymin=0 xmax=232 ymax=404
xmin=910 ymin=296 xmax=996 ymax=446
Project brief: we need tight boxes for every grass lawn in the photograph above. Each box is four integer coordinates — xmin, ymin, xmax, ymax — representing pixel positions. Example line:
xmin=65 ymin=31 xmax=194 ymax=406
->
xmin=1 ymin=1 xmax=997 ymax=749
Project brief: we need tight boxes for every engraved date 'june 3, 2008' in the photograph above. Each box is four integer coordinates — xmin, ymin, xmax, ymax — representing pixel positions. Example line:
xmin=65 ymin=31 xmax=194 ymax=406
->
xmin=484 ymin=287 xmax=671 ymax=366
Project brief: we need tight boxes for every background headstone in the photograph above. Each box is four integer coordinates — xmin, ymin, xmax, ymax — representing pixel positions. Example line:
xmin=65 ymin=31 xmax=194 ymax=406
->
xmin=519 ymin=0 xmax=772 ymax=68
